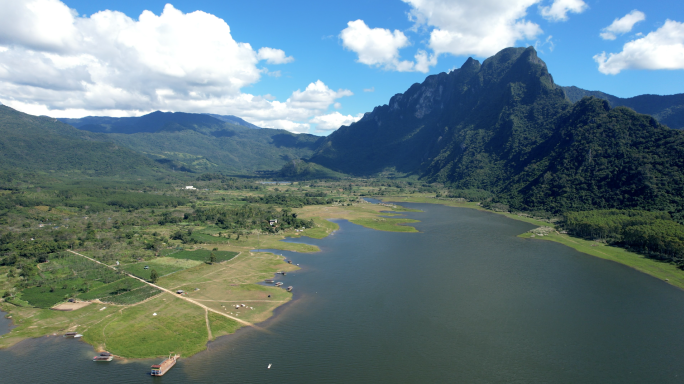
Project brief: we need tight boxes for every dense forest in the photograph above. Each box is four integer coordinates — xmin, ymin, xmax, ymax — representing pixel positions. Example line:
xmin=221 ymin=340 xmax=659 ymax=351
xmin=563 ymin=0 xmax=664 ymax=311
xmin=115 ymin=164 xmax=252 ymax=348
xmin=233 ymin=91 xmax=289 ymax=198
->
xmin=564 ymin=210 xmax=684 ymax=267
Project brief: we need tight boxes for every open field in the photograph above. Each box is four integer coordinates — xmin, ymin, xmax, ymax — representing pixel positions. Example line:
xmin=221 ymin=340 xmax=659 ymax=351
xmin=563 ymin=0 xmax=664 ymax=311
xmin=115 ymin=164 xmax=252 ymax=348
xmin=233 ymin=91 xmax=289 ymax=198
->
xmin=1 ymin=248 xmax=295 ymax=358
xmin=166 ymin=249 xmax=238 ymax=263
xmin=121 ymin=257 xmax=203 ymax=280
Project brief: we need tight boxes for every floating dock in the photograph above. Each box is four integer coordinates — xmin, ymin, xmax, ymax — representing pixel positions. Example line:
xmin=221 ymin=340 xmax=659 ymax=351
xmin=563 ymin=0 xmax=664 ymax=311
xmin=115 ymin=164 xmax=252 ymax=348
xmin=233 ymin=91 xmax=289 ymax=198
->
xmin=151 ymin=354 xmax=179 ymax=376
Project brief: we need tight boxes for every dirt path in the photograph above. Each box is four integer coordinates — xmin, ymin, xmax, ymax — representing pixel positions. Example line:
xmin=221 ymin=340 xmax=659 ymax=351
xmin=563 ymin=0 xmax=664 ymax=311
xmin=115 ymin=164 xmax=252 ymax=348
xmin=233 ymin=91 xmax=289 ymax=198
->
xmin=66 ymin=250 xmax=254 ymax=327
xmin=204 ymin=308 xmax=212 ymax=341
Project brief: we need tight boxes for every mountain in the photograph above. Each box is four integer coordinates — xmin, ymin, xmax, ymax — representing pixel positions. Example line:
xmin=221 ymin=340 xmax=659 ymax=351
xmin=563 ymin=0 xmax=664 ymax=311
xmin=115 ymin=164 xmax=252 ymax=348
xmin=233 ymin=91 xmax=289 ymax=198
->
xmin=57 ymin=111 xmax=323 ymax=174
xmin=310 ymin=47 xmax=684 ymax=215
xmin=0 ymin=106 xmax=168 ymax=177
xmin=204 ymin=114 xmax=261 ymax=129
xmin=562 ymin=86 xmax=684 ymax=129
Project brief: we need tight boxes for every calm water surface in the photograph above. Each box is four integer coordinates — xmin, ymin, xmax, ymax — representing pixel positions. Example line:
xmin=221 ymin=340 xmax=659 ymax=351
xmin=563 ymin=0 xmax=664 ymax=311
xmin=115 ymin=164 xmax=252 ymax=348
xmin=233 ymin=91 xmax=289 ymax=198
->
xmin=2 ymin=203 xmax=684 ymax=383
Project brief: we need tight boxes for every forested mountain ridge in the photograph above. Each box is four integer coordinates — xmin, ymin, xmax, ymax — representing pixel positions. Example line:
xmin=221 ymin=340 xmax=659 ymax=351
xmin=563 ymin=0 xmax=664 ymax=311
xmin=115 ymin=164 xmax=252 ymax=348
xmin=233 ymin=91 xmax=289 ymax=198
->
xmin=55 ymin=111 xmax=324 ymax=174
xmin=310 ymin=46 xmax=684 ymax=215
xmin=311 ymin=47 xmax=570 ymax=178
xmin=0 ymin=106 xmax=168 ymax=177
xmin=562 ymin=86 xmax=684 ymax=129
xmin=57 ymin=111 xmax=259 ymax=134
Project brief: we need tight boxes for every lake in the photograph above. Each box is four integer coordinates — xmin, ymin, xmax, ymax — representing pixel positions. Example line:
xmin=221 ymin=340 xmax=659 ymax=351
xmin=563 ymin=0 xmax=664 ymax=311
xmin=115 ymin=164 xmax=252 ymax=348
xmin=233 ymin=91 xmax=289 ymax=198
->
xmin=2 ymin=203 xmax=684 ymax=383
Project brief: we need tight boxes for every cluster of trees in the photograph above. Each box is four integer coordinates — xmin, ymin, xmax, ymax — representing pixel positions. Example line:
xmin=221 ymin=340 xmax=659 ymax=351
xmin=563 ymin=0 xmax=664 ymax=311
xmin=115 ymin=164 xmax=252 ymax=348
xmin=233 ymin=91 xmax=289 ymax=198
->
xmin=564 ymin=210 xmax=684 ymax=266
xmin=242 ymin=193 xmax=335 ymax=208
xmin=195 ymin=173 xmax=264 ymax=190
xmin=185 ymin=205 xmax=314 ymax=233
xmin=0 ymin=186 xmax=187 ymax=214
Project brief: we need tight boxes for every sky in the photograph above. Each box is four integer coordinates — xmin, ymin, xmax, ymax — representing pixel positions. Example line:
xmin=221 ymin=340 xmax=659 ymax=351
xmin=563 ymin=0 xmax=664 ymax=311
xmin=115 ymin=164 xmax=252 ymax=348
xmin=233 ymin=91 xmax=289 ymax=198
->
xmin=0 ymin=0 xmax=683 ymax=135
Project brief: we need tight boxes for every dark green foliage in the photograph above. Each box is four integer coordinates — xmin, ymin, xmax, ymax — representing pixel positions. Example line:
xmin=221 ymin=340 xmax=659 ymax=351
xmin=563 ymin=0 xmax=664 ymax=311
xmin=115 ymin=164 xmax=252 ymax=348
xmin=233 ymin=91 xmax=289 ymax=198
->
xmin=562 ymin=86 xmax=684 ymax=129
xmin=188 ymin=204 xmax=314 ymax=232
xmin=564 ymin=210 xmax=684 ymax=266
xmin=243 ymin=193 xmax=333 ymax=208
xmin=100 ymin=285 xmax=161 ymax=305
xmin=149 ymin=269 xmax=159 ymax=283
xmin=279 ymin=159 xmax=346 ymax=180
xmin=499 ymin=98 xmax=684 ymax=215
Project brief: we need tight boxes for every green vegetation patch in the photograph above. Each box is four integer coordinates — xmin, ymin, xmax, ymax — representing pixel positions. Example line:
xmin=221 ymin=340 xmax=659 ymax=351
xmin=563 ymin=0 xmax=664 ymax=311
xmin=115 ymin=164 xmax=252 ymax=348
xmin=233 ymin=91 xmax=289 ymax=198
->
xmin=208 ymin=312 xmax=241 ymax=339
xmin=82 ymin=294 xmax=208 ymax=358
xmin=350 ymin=217 xmax=419 ymax=232
xmin=20 ymin=278 xmax=85 ymax=308
xmin=120 ymin=257 xmax=201 ymax=280
xmin=77 ymin=277 xmax=146 ymax=301
xmin=166 ymin=249 xmax=238 ymax=263
xmin=101 ymin=285 xmax=161 ymax=305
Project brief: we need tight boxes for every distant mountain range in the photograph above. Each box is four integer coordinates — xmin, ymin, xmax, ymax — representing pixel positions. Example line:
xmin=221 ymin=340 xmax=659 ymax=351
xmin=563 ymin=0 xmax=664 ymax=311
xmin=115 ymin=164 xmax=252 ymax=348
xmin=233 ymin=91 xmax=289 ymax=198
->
xmin=309 ymin=47 xmax=684 ymax=216
xmin=57 ymin=111 xmax=261 ymax=134
xmin=561 ymin=86 xmax=684 ymax=130
xmin=0 ymin=107 xmax=323 ymax=177
xmin=0 ymin=106 xmax=168 ymax=178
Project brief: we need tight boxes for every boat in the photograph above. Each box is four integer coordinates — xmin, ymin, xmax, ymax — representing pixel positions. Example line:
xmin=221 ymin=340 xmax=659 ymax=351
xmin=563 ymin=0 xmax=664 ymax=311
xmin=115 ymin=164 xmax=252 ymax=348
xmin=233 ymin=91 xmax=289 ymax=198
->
xmin=264 ymin=279 xmax=274 ymax=283
xmin=275 ymin=282 xmax=283 ymax=287
xmin=64 ymin=332 xmax=82 ymax=338
xmin=93 ymin=352 xmax=113 ymax=362
xmin=151 ymin=353 xmax=179 ymax=376
xmin=287 ymin=286 xmax=293 ymax=292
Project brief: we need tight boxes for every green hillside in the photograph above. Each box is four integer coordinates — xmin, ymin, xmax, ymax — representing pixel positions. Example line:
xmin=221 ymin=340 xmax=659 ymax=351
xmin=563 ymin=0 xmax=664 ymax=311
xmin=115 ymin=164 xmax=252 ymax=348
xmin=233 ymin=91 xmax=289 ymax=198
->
xmin=562 ymin=86 xmax=684 ymax=129
xmin=57 ymin=112 xmax=324 ymax=174
xmin=0 ymin=106 xmax=169 ymax=178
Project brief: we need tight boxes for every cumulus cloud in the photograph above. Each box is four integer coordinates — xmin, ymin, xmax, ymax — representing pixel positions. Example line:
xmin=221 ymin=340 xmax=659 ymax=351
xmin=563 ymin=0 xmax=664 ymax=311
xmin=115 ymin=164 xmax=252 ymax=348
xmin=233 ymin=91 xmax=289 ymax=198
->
xmin=403 ymin=0 xmax=544 ymax=57
xmin=340 ymin=19 xmax=436 ymax=73
xmin=539 ymin=0 xmax=587 ymax=22
xmin=257 ymin=47 xmax=294 ymax=64
xmin=0 ymin=1 xmax=348 ymax=134
xmin=594 ymin=20 xmax=684 ymax=75
xmin=310 ymin=111 xmax=364 ymax=132
xmin=600 ymin=10 xmax=646 ymax=40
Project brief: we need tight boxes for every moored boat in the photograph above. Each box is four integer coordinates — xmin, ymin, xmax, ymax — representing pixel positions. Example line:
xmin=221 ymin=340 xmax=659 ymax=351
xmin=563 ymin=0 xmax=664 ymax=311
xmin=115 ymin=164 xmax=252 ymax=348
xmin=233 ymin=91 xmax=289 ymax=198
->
xmin=287 ymin=286 xmax=293 ymax=292
xmin=151 ymin=354 xmax=179 ymax=376
xmin=93 ymin=352 xmax=113 ymax=362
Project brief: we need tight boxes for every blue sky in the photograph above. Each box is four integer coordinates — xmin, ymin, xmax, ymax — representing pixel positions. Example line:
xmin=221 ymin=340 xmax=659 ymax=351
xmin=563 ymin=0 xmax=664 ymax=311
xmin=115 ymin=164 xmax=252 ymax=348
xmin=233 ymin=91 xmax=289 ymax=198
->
xmin=0 ymin=0 xmax=683 ymax=134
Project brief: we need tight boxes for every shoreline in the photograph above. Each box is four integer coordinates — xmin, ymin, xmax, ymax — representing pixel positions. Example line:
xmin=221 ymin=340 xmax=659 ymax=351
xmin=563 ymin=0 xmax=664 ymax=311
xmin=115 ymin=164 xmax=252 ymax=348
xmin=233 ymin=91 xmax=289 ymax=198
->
xmin=378 ymin=195 xmax=684 ymax=290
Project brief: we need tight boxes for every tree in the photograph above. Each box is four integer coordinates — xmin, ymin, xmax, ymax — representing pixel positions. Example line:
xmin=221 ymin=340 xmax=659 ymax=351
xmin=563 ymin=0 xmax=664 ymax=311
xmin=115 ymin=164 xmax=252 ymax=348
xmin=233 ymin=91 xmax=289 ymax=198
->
xmin=150 ymin=269 xmax=159 ymax=283
xmin=209 ymin=252 xmax=217 ymax=264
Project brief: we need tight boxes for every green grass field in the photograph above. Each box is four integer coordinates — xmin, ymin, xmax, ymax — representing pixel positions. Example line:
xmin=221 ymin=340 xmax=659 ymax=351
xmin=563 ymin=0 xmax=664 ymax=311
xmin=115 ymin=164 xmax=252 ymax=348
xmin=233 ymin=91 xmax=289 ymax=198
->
xmin=102 ymin=285 xmax=161 ymax=305
xmin=82 ymin=293 xmax=209 ymax=358
xmin=121 ymin=257 xmax=201 ymax=280
xmin=77 ymin=277 xmax=146 ymax=301
xmin=20 ymin=278 xmax=85 ymax=308
xmin=166 ymin=249 xmax=238 ymax=263
xmin=350 ymin=217 xmax=420 ymax=232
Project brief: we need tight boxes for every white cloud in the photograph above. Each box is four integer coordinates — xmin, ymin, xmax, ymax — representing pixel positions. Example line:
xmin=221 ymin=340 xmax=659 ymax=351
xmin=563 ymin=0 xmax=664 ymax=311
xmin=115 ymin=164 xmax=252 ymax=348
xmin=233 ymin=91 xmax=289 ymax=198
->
xmin=339 ymin=19 xmax=435 ymax=73
xmin=600 ymin=10 xmax=645 ymax=40
xmin=539 ymin=0 xmax=587 ymax=22
xmin=594 ymin=20 xmax=684 ymax=75
xmin=403 ymin=0 xmax=544 ymax=57
xmin=257 ymin=47 xmax=294 ymax=64
xmin=0 ymin=1 xmax=346 ymax=134
xmin=310 ymin=111 xmax=364 ymax=132
xmin=363 ymin=87 xmax=375 ymax=92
